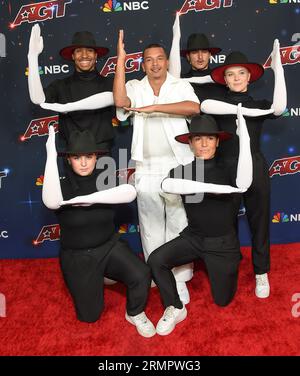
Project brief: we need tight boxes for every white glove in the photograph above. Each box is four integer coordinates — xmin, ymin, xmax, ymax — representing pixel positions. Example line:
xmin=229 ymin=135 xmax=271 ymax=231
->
xmin=201 ymin=100 xmax=275 ymax=117
xmin=168 ymin=13 xmax=181 ymax=78
xmin=235 ymin=104 xmax=252 ymax=190
xmin=60 ymin=184 xmax=137 ymax=206
xmin=40 ymin=92 xmax=114 ymax=113
xmin=162 ymin=178 xmax=246 ymax=195
xmin=42 ymin=126 xmax=63 ymax=210
xmin=183 ymin=76 xmax=214 ymax=85
xmin=270 ymin=39 xmax=287 ymax=116
xmin=27 ymin=24 xmax=45 ymax=104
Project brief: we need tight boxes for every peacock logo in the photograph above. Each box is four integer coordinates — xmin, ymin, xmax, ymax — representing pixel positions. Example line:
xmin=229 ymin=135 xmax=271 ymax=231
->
xmin=272 ymin=212 xmax=290 ymax=223
xmin=102 ymin=0 xmax=122 ymax=12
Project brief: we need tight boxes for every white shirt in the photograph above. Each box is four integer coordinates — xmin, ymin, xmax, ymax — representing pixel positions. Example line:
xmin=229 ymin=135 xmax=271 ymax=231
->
xmin=117 ymin=72 xmax=200 ymax=165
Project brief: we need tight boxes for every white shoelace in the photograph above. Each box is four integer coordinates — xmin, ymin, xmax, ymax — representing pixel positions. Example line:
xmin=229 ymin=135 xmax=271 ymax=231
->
xmin=256 ymin=275 xmax=268 ymax=286
xmin=162 ymin=306 xmax=175 ymax=322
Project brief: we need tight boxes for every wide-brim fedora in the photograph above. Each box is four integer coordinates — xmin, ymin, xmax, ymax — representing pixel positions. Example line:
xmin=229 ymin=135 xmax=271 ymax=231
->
xmin=180 ymin=33 xmax=221 ymax=57
xmin=59 ymin=31 xmax=109 ymax=61
xmin=175 ymin=114 xmax=232 ymax=144
xmin=211 ymin=51 xmax=264 ymax=85
xmin=60 ymin=130 xmax=108 ymax=156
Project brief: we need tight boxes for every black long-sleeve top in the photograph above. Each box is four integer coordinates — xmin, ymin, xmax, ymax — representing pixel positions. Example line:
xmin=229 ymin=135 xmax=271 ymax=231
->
xmin=56 ymin=169 xmax=116 ymax=250
xmin=44 ymin=69 xmax=115 ymax=152
xmin=168 ymin=157 xmax=239 ymax=238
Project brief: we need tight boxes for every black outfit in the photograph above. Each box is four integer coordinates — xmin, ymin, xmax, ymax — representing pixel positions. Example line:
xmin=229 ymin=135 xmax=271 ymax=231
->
xmin=182 ymin=68 xmax=227 ymax=102
xmin=44 ymin=69 xmax=115 ymax=152
xmin=148 ymin=158 xmax=242 ymax=309
xmin=56 ymin=168 xmax=151 ymax=323
xmin=212 ymin=91 xmax=275 ymax=275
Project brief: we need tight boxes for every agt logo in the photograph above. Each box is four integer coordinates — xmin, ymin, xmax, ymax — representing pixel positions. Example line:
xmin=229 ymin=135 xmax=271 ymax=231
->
xmin=272 ymin=212 xmax=300 ymax=223
xmin=269 ymin=0 xmax=300 ymax=4
xmin=0 ymin=170 xmax=9 ymax=189
xmin=11 ymin=0 xmax=72 ymax=28
xmin=20 ymin=116 xmax=59 ymax=141
xmin=264 ymin=45 xmax=300 ymax=68
xmin=101 ymin=52 xmax=143 ymax=76
xmin=33 ymin=224 xmax=60 ymax=245
xmin=102 ymin=0 xmax=149 ymax=12
xmin=179 ymin=0 xmax=233 ymax=15
xmin=25 ymin=65 xmax=70 ymax=76
xmin=282 ymin=107 xmax=300 ymax=117
xmin=269 ymin=156 xmax=300 ymax=177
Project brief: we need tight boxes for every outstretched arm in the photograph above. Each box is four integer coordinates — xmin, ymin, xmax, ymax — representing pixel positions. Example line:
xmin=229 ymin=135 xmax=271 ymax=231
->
xmin=40 ymin=92 xmax=114 ymax=113
xmin=235 ymin=104 xmax=252 ymax=190
xmin=124 ymin=101 xmax=200 ymax=116
xmin=201 ymin=99 xmax=275 ymax=117
xmin=113 ymin=30 xmax=131 ymax=108
xmin=60 ymin=184 xmax=137 ymax=206
xmin=168 ymin=13 xmax=181 ymax=78
xmin=270 ymin=39 xmax=287 ymax=116
xmin=28 ymin=24 xmax=46 ymax=104
xmin=42 ymin=126 xmax=63 ymax=210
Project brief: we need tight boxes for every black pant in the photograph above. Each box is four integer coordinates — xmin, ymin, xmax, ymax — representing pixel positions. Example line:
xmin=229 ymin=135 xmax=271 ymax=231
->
xmin=148 ymin=232 xmax=241 ymax=309
xmin=233 ymin=153 xmax=270 ymax=275
xmin=60 ymin=239 xmax=151 ymax=323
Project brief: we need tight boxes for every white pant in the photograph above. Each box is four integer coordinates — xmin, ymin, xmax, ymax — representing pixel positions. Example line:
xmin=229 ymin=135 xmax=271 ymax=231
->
xmin=135 ymin=158 xmax=193 ymax=282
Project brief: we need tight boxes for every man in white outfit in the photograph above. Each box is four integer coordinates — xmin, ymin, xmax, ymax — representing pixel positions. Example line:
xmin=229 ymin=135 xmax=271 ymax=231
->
xmin=113 ymin=30 xmax=200 ymax=304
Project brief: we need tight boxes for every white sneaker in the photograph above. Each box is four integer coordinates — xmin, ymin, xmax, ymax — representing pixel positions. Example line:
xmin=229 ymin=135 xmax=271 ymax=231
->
xmin=125 ymin=311 xmax=156 ymax=338
xmin=156 ymin=305 xmax=187 ymax=336
xmin=176 ymin=281 xmax=190 ymax=305
xmin=104 ymin=277 xmax=117 ymax=285
xmin=255 ymin=273 xmax=270 ymax=298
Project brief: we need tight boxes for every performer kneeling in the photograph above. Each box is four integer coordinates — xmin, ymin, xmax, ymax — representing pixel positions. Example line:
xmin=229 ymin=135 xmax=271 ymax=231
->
xmin=148 ymin=105 xmax=253 ymax=336
xmin=42 ymin=127 xmax=155 ymax=338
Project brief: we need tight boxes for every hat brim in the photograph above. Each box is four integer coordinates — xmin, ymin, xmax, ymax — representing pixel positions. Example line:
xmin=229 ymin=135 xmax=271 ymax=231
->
xmin=59 ymin=45 xmax=109 ymax=61
xmin=175 ymin=131 xmax=232 ymax=144
xmin=180 ymin=47 xmax=222 ymax=57
xmin=58 ymin=149 xmax=109 ymax=157
xmin=211 ymin=63 xmax=264 ymax=85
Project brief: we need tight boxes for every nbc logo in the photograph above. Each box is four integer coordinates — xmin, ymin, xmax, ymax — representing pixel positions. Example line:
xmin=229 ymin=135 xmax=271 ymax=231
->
xmin=36 ymin=175 xmax=44 ymax=186
xmin=282 ymin=107 xmax=300 ymax=117
xmin=272 ymin=212 xmax=300 ymax=223
xmin=272 ymin=212 xmax=289 ymax=223
xmin=118 ymin=224 xmax=139 ymax=233
xmin=269 ymin=0 xmax=300 ymax=4
xmin=102 ymin=0 xmax=149 ymax=12
xmin=25 ymin=64 xmax=69 ymax=76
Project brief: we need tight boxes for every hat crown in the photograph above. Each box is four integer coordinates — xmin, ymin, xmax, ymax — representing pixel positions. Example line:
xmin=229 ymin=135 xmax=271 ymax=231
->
xmin=189 ymin=114 xmax=220 ymax=135
xmin=186 ymin=33 xmax=211 ymax=50
xmin=66 ymin=130 xmax=98 ymax=154
xmin=224 ymin=51 xmax=250 ymax=65
xmin=71 ymin=31 xmax=97 ymax=48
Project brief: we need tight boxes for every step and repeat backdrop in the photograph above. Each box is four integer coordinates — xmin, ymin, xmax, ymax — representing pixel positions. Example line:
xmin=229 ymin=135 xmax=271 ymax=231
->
xmin=0 ymin=0 xmax=299 ymax=258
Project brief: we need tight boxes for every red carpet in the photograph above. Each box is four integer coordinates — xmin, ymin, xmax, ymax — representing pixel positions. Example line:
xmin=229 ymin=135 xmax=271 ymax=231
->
xmin=0 ymin=244 xmax=300 ymax=356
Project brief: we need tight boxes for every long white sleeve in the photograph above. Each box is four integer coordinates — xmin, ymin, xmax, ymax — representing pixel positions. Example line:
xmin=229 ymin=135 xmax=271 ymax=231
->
xmin=235 ymin=104 xmax=252 ymax=189
xmin=270 ymin=39 xmax=287 ymax=116
xmin=162 ymin=178 xmax=245 ymax=195
xmin=42 ymin=126 xmax=63 ymax=210
xmin=182 ymin=76 xmax=214 ymax=84
xmin=168 ymin=13 xmax=181 ymax=79
xmin=201 ymin=99 xmax=275 ymax=117
xmin=28 ymin=24 xmax=45 ymax=104
xmin=61 ymin=184 xmax=137 ymax=206
xmin=40 ymin=92 xmax=114 ymax=113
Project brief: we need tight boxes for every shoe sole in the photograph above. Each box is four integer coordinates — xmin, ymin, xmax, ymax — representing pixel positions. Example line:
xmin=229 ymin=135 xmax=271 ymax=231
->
xmin=125 ymin=314 xmax=156 ymax=338
xmin=156 ymin=309 xmax=187 ymax=336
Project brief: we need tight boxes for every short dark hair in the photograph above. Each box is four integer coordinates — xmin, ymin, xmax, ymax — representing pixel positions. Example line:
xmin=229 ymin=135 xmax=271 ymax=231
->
xmin=142 ymin=43 xmax=168 ymax=59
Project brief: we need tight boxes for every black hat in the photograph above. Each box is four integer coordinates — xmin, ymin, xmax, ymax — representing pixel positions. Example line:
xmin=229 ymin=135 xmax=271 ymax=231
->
xmin=175 ymin=115 xmax=231 ymax=144
xmin=181 ymin=33 xmax=221 ymax=57
xmin=61 ymin=130 xmax=108 ymax=155
xmin=211 ymin=51 xmax=264 ymax=85
xmin=59 ymin=31 xmax=109 ymax=61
